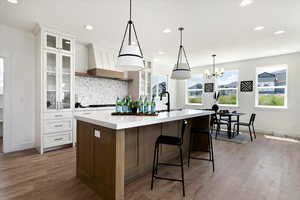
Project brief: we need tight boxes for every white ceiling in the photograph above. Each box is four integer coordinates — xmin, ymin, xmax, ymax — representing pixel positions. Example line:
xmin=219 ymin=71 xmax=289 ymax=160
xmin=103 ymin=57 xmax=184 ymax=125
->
xmin=0 ymin=0 xmax=300 ymax=68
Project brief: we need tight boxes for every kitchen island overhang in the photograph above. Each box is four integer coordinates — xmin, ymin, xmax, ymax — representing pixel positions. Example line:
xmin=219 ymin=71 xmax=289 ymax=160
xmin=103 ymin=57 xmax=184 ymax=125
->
xmin=75 ymin=109 xmax=214 ymax=200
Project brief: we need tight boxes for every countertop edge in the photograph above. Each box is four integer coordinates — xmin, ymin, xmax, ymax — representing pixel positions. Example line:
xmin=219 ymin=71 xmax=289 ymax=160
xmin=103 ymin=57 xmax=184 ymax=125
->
xmin=75 ymin=110 xmax=214 ymax=130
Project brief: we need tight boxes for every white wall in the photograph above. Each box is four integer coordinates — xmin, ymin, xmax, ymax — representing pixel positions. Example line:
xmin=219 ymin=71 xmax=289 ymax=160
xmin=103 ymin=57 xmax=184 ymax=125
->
xmin=177 ymin=52 xmax=300 ymax=137
xmin=0 ymin=25 xmax=36 ymax=152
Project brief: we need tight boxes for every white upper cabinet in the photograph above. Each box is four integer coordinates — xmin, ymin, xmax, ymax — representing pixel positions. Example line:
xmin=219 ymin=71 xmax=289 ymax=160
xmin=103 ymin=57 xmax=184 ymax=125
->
xmin=42 ymin=30 xmax=75 ymax=112
xmin=45 ymin=32 xmax=74 ymax=54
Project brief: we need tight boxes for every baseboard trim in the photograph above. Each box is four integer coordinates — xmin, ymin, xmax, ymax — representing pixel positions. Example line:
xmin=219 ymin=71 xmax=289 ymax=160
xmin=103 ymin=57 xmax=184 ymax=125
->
xmin=13 ymin=142 xmax=35 ymax=152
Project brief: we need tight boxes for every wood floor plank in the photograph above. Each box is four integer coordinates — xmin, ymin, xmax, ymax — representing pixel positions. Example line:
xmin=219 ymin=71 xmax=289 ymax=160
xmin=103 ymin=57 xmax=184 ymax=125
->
xmin=0 ymin=135 xmax=299 ymax=200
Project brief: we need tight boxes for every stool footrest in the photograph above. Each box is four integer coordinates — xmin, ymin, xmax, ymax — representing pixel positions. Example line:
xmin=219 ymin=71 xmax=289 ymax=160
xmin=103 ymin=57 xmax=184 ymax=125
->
xmin=158 ymin=162 xmax=182 ymax=167
xmin=190 ymin=156 xmax=212 ymax=162
xmin=154 ymin=176 xmax=184 ymax=182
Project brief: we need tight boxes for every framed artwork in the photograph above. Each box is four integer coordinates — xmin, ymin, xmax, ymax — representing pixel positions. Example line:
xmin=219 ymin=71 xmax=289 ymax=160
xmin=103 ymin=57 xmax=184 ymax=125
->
xmin=204 ymin=83 xmax=214 ymax=93
xmin=240 ymin=81 xmax=253 ymax=92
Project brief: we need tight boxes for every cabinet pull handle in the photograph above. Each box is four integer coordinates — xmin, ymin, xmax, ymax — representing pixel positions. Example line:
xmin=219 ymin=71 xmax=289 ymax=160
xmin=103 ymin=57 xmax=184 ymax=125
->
xmin=54 ymin=114 xmax=63 ymax=117
xmin=54 ymin=138 xmax=63 ymax=141
xmin=54 ymin=124 xmax=63 ymax=128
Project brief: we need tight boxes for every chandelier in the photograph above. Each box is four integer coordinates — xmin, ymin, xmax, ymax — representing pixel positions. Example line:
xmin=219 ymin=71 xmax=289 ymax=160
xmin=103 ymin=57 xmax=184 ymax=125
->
xmin=204 ymin=55 xmax=224 ymax=79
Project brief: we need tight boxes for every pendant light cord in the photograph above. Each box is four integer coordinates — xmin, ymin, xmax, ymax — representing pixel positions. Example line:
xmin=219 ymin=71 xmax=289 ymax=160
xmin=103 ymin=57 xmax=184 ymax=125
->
xmin=128 ymin=0 xmax=132 ymax=45
xmin=130 ymin=0 xmax=132 ymax=21
xmin=212 ymin=54 xmax=216 ymax=76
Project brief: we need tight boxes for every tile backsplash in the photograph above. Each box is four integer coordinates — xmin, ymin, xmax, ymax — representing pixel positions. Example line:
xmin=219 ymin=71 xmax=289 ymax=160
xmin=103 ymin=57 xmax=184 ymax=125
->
xmin=75 ymin=76 xmax=128 ymax=105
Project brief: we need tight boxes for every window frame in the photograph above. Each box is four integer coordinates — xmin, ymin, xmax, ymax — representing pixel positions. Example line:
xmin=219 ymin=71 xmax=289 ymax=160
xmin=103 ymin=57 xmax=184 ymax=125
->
xmin=255 ymin=65 xmax=288 ymax=109
xmin=185 ymin=74 xmax=204 ymax=105
xmin=216 ymin=70 xmax=239 ymax=107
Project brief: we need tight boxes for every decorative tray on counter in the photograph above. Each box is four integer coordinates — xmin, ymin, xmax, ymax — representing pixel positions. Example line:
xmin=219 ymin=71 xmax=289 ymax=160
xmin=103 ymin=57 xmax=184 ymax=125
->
xmin=111 ymin=112 xmax=159 ymax=116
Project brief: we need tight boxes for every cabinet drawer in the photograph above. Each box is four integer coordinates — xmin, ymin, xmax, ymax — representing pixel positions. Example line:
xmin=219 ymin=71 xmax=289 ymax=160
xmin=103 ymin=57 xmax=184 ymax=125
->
xmin=45 ymin=112 xmax=73 ymax=120
xmin=44 ymin=132 xmax=72 ymax=148
xmin=44 ymin=119 xmax=72 ymax=133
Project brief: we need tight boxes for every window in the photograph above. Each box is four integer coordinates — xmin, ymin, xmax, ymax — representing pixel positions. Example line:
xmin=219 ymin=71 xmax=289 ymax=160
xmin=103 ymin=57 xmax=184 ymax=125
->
xmin=216 ymin=71 xmax=239 ymax=105
xmin=256 ymin=65 xmax=287 ymax=108
xmin=186 ymin=74 xmax=204 ymax=104
xmin=151 ymin=74 xmax=168 ymax=97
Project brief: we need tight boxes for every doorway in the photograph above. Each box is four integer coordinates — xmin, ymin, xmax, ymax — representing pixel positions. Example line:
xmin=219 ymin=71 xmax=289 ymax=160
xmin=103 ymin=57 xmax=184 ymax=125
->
xmin=0 ymin=58 xmax=4 ymax=153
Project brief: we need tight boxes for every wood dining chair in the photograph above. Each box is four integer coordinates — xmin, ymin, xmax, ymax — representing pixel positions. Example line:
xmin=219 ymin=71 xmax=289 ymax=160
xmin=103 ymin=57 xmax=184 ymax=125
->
xmin=233 ymin=113 xmax=256 ymax=141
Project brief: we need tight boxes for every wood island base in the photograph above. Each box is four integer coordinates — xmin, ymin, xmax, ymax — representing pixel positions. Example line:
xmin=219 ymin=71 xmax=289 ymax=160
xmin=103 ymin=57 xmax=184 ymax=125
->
xmin=76 ymin=115 xmax=210 ymax=200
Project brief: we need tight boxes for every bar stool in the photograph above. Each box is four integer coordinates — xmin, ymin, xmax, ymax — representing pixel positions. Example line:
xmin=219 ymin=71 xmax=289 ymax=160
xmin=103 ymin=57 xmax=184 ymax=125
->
xmin=151 ymin=120 xmax=188 ymax=196
xmin=188 ymin=127 xmax=215 ymax=172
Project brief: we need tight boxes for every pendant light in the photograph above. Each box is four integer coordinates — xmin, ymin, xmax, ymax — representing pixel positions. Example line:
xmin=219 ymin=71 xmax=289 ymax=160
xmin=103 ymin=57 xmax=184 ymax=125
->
xmin=116 ymin=0 xmax=144 ymax=71
xmin=204 ymin=54 xmax=224 ymax=79
xmin=171 ymin=27 xmax=191 ymax=80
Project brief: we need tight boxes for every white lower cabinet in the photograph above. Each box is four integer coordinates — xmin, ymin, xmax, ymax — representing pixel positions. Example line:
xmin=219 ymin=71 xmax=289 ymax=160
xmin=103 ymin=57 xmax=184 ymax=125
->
xmin=44 ymin=132 xmax=72 ymax=148
xmin=44 ymin=119 xmax=72 ymax=133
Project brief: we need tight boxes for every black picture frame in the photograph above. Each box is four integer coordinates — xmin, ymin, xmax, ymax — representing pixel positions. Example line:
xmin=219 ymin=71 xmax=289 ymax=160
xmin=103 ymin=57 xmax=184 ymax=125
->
xmin=240 ymin=81 xmax=253 ymax=92
xmin=204 ymin=83 xmax=214 ymax=93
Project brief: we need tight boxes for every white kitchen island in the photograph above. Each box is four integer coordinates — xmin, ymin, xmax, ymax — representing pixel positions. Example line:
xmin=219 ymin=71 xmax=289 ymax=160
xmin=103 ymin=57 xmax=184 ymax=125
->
xmin=74 ymin=109 xmax=213 ymax=200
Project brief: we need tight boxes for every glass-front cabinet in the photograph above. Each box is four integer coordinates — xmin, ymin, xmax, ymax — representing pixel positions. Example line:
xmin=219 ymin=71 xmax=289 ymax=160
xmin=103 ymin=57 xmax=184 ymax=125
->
xmin=45 ymin=32 xmax=73 ymax=54
xmin=45 ymin=51 xmax=58 ymax=110
xmin=44 ymin=35 xmax=73 ymax=112
xmin=60 ymin=54 xmax=72 ymax=110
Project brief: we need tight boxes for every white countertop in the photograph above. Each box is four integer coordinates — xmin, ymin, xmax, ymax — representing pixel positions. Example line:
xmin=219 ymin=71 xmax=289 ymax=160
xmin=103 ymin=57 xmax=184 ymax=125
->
xmin=74 ymin=109 xmax=214 ymax=130
xmin=74 ymin=107 xmax=115 ymax=112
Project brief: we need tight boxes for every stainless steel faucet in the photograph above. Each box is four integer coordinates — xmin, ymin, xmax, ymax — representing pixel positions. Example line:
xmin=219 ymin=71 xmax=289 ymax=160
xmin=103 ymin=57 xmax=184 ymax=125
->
xmin=160 ymin=91 xmax=170 ymax=112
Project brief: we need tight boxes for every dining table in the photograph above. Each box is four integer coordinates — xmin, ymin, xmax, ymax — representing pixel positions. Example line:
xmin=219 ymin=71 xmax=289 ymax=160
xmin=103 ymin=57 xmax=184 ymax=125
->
xmin=217 ymin=112 xmax=245 ymax=138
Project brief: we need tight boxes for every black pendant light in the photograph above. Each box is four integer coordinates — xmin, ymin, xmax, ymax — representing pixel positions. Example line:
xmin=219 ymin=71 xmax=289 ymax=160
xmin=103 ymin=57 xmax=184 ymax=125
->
xmin=171 ymin=27 xmax=191 ymax=80
xmin=116 ymin=0 xmax=144 ymax=71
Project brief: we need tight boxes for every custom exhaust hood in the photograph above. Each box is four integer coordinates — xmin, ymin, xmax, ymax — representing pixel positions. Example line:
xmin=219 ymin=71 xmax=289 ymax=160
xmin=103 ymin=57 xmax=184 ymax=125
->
xmin=76 ymin=43 xmax=130 ymax=81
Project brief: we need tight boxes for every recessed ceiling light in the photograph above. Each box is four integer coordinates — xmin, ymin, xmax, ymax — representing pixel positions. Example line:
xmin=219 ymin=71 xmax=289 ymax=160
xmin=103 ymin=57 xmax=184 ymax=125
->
xmin=163 ymin=28 xmax=171 ymax=34
xmin=153 ymin=58 xmax=160 ymax=62
xmin=274 ymin=30 xmax=285 ymax=35
xmin=84 ymin=25 xmax=94 ymax=31
xmin=7 ymin=0 xmax=18 ymax=4
xmin=240 ymin=0 xmax=253 ymax=7
xmin=158 ymin=51 xmax=165 ymax=55
xmin=254 ymin=26 xmax=264 ymax=31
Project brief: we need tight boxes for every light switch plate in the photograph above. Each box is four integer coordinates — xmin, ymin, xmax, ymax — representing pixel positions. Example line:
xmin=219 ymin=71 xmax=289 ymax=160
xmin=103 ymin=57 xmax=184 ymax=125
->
xmin=95 ymin=130 xmax=101 ymax=138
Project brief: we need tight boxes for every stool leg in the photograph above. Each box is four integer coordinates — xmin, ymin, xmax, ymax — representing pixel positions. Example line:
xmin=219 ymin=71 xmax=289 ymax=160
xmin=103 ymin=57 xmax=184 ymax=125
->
xmin=151 ymin=144 xmax=157 ymax=190
xmin=155 ymin=144 xmax=160 ymax=175
xmin=188 ymin=132 xmax=193 ymax=168
xmin=209 ymin=133 xmax=215 ymax=172
xmin=179 ymin=146 xmax=185 ymax=197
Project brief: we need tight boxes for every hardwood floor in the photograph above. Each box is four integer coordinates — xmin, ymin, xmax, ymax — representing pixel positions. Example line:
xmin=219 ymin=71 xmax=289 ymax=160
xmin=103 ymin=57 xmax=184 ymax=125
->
xmin=0 ymin=135 xmax=299 ymax=200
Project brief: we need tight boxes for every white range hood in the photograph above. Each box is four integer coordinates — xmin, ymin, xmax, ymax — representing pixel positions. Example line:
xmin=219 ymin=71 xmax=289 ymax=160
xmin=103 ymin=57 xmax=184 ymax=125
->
xmin=84 ymin=43 xmax=128 ymax=80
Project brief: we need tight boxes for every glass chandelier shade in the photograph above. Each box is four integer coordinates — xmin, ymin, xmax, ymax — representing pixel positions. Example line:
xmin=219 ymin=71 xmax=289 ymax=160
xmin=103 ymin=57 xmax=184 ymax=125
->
xmin=116 ymin=0 xmax=144 ymax=71
xmin=204 ymin=54 xmax=224 ymax=79
xmin=171 ymin=27 xmax=191 ymax=80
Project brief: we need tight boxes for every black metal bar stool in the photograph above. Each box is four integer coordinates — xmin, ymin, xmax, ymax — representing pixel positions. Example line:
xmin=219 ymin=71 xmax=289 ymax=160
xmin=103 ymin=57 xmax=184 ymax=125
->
xmin=188 ymin=127 xmax=215 ymax=172
xmin=150 ymin=120 xmax=188 ymax=196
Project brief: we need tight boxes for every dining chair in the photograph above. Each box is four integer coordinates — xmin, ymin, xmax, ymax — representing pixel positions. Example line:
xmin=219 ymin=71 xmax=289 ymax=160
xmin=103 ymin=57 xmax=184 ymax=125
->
xmin=213 ymin=113 xmax=230 ymax=139
xmin=233 ymin=113 xmax=256 ymax=141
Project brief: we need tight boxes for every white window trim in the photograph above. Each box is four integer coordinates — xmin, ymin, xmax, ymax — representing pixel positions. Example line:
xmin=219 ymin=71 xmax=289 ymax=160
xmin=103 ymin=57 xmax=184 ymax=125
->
xmin=255 ymin=65 xmax=288 ymax=109
xmin=151 ymin=74 xmax=168 ymax=98
xmin=185 ymin=75 xmax=204 ymax=105
xmin=216 ymin=70 xmax=239 ymax=106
